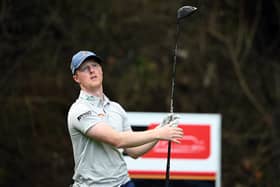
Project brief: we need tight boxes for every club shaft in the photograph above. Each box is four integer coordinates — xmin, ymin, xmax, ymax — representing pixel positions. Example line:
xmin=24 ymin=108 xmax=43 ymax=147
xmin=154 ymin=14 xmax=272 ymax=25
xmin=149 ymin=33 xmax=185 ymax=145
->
xmin=170 ymin=22 xmax=180 ymax=114
xmin=165 ymin=22 xmax=180 ymax=187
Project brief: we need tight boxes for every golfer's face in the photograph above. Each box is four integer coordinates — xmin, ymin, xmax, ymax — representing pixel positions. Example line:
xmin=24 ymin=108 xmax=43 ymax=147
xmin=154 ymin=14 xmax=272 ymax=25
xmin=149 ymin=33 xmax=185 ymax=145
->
xmin=74 ymin=60 xmax=103 ymax=90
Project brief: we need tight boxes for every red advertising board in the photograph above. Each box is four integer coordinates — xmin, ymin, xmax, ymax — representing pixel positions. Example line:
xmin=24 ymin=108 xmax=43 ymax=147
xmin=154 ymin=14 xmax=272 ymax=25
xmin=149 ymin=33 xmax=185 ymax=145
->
xmin=124 ymin=112 xmax=221 ymax=187
xmin=143 ymin=124 xmax=211 ymax=159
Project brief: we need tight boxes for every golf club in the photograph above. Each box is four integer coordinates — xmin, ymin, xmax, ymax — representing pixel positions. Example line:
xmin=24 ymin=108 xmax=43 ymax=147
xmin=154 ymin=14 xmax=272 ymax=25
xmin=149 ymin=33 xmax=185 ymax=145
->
xmin=165 ymin=5 xmax=197 ymax=187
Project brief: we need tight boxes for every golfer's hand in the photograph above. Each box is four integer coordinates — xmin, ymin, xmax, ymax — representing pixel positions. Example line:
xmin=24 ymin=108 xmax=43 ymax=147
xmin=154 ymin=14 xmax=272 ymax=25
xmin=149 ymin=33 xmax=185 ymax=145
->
xmin=158 ymin=113 xmax=180 ymax=128
xmin=156 ymin=125 xmax=184 ymax=143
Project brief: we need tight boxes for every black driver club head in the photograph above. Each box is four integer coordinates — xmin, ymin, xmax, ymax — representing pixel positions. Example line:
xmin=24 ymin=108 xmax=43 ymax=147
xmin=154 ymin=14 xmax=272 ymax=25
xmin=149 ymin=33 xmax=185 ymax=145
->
xmin=177 ymin=6 xmax=197 ymax=21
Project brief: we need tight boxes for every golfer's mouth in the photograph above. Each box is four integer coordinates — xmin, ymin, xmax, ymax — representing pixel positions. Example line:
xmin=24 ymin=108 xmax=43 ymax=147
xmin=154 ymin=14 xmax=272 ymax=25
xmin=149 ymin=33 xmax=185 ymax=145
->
xmin=90 ymin=75 xmax=98 ymax=80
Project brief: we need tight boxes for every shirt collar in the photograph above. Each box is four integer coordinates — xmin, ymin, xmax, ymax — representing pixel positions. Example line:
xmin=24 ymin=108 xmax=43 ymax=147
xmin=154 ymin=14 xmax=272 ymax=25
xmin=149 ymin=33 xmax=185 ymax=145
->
xmin=79 ymin=90 xmax=110 ymax=107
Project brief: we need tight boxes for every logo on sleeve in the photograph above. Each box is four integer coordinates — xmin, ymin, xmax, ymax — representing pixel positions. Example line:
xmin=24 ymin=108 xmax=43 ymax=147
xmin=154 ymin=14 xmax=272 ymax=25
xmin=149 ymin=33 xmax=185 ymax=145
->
xmin=77 ymin=111 xmax=92 ymax=121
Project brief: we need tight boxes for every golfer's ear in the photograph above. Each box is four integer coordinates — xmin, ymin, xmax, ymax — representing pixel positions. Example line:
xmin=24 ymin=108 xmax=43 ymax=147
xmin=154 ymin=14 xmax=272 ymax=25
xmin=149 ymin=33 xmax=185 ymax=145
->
xmin=73 ymin=74 xmax=80 ymax=84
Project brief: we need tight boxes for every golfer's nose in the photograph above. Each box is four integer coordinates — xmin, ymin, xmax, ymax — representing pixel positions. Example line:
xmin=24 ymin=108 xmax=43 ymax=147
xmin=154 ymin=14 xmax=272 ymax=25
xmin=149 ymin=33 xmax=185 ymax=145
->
xmin=88 ymin=64 xmax=97 ymax=73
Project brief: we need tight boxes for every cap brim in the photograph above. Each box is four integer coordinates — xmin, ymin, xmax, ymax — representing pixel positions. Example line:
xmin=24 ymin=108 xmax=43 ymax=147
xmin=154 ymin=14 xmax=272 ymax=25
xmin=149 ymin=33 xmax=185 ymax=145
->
xmin=71 ymin=52 xmax=104 ymax=74
xmin=83 ymin=55 xmax=103 ymax=64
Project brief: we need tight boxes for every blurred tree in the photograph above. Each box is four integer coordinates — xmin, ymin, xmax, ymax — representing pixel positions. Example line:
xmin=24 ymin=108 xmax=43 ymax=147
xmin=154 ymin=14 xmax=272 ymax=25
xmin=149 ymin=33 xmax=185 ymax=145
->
xmin=0 ymin=0 xmax=279 ymax=186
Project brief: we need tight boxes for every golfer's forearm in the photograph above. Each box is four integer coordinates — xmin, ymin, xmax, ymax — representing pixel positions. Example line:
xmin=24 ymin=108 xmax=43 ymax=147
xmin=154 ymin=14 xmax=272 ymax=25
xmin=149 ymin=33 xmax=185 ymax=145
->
xmin=87 ymin=123 xmax=161 ymax=148
xmin=116 ymin=129 xmax=159 ymax=148
xmin=125 ymin=140 xmax=158 ymax=159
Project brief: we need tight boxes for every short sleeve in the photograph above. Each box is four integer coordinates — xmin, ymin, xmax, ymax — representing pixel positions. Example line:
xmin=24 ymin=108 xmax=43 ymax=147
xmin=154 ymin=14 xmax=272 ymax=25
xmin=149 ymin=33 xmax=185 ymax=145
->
xmin=68 ymin=103 xmax=106 ymax=134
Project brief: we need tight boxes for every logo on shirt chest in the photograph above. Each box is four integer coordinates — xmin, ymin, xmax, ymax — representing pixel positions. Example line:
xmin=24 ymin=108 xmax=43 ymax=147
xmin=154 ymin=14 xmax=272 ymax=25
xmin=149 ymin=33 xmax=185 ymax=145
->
xmin=98 ymin=113 xmax=105 ymax=117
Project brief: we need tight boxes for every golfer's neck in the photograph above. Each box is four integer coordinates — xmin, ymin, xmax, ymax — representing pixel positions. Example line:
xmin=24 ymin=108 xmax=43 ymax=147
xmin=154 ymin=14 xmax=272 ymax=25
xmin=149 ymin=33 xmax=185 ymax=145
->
xmin=82 ymin=86 xmax=104 ymax=98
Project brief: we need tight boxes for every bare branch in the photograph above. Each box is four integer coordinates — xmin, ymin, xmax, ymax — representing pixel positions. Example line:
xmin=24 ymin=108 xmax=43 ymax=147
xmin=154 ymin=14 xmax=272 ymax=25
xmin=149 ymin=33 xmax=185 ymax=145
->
xmin=207 ymin=1 xmax=270 ymax=124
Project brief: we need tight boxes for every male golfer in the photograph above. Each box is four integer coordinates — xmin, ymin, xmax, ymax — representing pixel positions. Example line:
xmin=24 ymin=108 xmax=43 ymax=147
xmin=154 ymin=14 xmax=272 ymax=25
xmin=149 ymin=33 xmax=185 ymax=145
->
xmin=67 ymin=50 xmax=183 ymax=187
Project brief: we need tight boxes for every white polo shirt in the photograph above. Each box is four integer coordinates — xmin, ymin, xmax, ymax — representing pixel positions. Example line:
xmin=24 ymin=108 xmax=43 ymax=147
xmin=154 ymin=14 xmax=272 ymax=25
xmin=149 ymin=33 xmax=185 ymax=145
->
xmin=67 ymin=90 xmax=131 ymax=187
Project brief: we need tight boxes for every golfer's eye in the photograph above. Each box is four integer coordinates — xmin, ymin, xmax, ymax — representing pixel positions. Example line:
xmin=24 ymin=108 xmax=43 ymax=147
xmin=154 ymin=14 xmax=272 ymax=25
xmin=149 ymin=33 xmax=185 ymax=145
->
xmin=79 ymin=63 xmax=99 ymax=72
xmin=91 ymin=63 xmax=99 ymax=68
xmin=79 ymin=65 xmax=90 ymax=72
